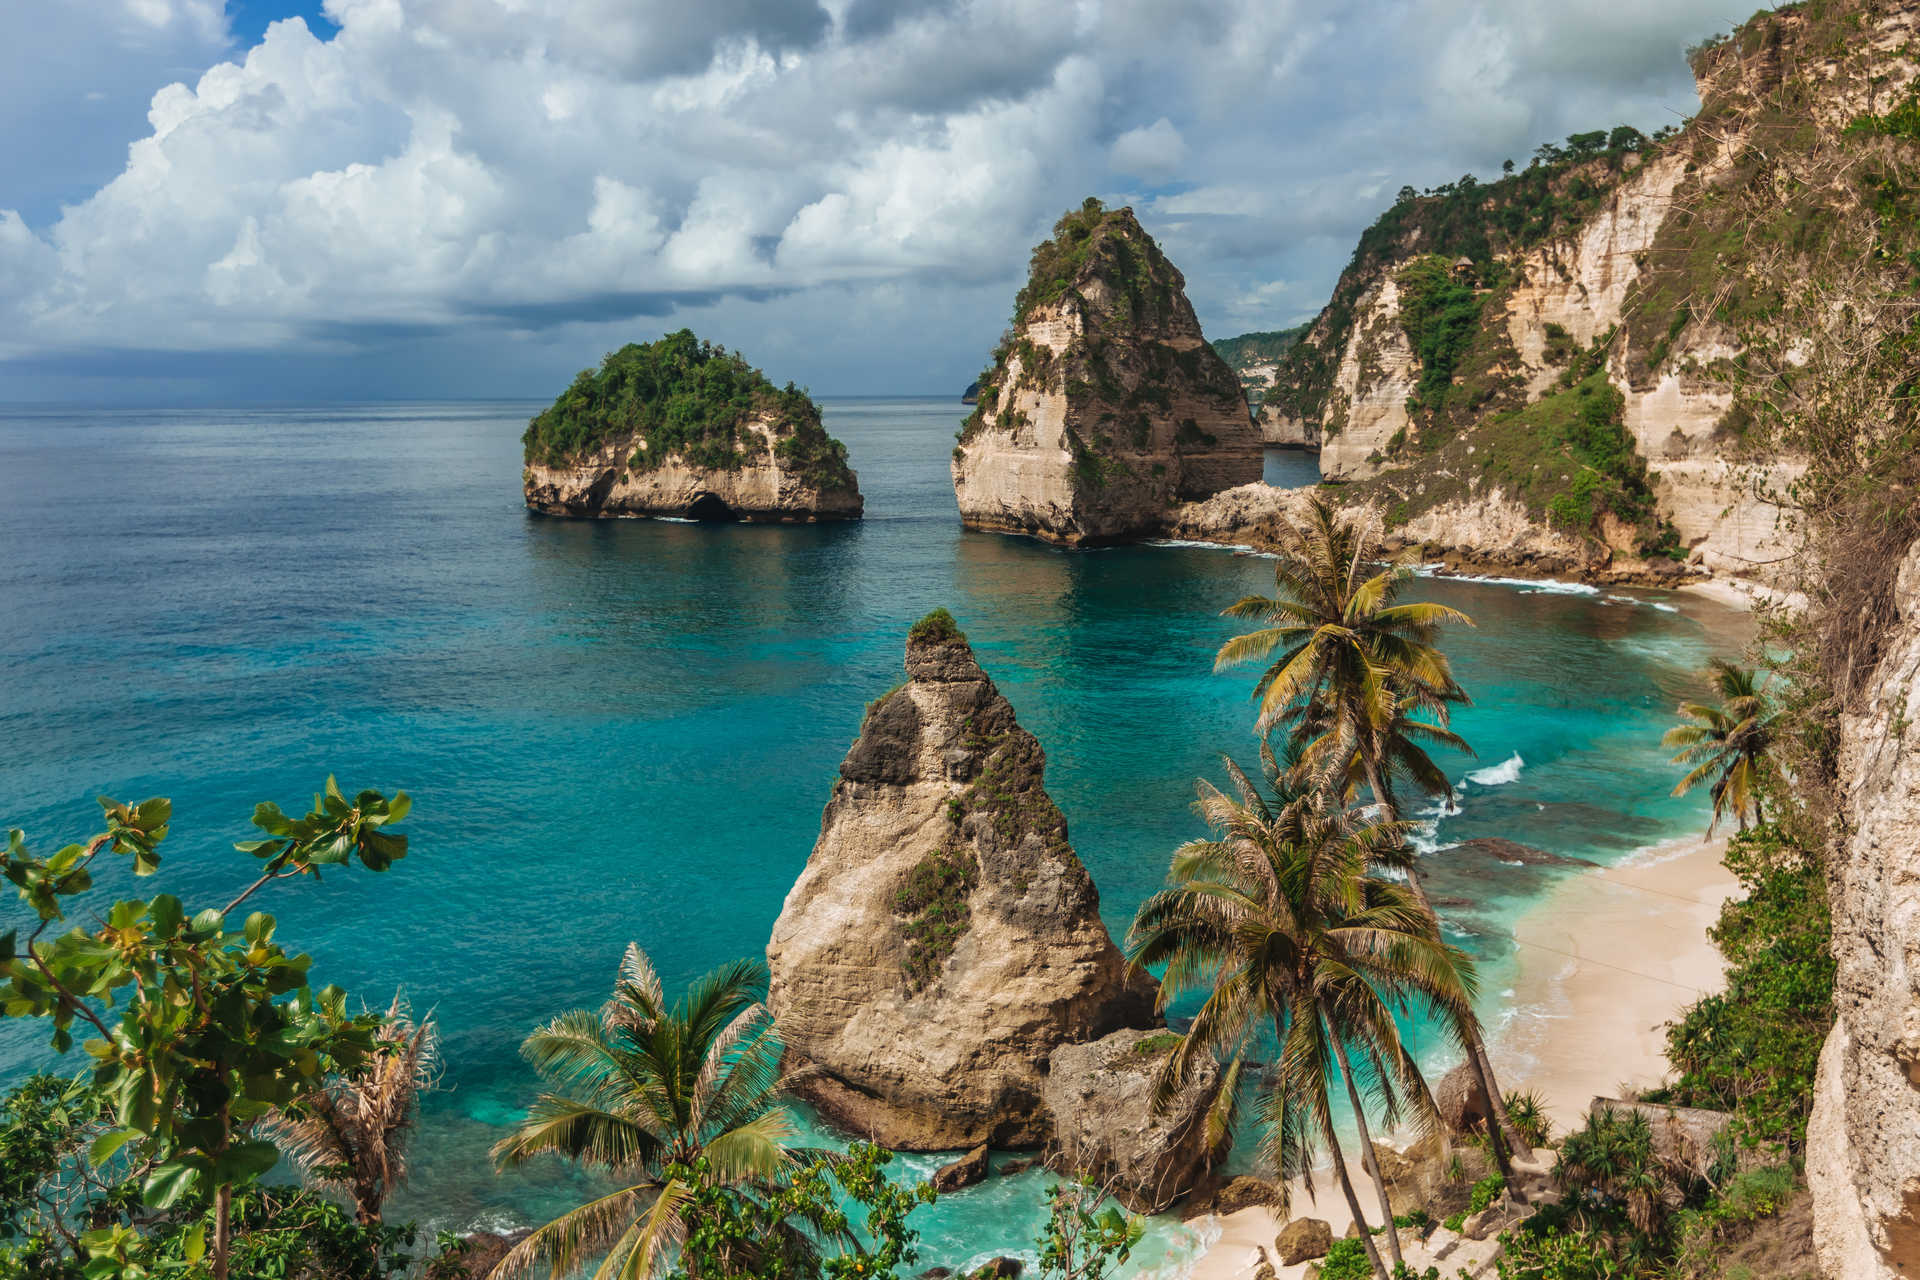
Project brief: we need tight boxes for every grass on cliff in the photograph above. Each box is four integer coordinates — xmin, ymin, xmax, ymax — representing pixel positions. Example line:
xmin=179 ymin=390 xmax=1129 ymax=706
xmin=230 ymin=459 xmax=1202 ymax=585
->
xmin=521 ymin=329 xmax=854 ymax=491
xmin=909 ymin=607 xmax=965 ymax=645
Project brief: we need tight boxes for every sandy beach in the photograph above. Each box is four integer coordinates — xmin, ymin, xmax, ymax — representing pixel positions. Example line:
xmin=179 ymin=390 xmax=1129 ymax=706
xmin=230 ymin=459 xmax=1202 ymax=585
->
xmin=1183 ymin=836 xmax=1740 ymax=1280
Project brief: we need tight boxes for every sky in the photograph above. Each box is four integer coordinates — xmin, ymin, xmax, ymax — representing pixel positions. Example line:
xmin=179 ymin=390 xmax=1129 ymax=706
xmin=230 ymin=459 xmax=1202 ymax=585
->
xmin=0 ymin=0 xmax=1752 ymax=402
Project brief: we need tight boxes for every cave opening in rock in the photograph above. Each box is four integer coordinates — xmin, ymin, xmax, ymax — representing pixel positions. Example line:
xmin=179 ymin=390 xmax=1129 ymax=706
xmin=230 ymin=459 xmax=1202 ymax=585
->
xmin=686 ymin=493 xmax=735 ymax=522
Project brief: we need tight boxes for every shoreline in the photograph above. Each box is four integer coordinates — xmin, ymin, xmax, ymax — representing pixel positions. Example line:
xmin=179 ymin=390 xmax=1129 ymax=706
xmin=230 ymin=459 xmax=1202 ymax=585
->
xmin=1181 ymin=835 xmax=1739 ymax=1280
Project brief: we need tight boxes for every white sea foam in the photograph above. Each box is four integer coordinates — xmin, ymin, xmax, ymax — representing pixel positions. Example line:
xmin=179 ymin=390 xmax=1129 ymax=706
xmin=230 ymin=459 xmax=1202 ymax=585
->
xmin=654 ymin=515 xmax=698 ymax=524
xmin=1614 ymin=833 xmax=1712 ymax=869
xmin=1144 ymin=537 xmax=1255 ymax=553
xmin=1464 ymin=751 xmax=1525 ymax=788
xmin=1412 ymin=566 xmax=1601 ymax=595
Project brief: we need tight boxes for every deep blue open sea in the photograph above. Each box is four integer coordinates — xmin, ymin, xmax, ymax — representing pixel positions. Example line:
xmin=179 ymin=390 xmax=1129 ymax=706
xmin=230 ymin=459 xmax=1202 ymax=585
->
xmin=0 ymin=400 xmax=1746 ymax=1274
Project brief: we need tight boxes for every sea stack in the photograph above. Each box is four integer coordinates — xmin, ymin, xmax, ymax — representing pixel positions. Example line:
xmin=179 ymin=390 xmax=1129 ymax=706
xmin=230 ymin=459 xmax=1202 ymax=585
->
xmin=767 ymin=609 xmax=1158 ymax=1149
xmin=522 ymin=329 xmax=861 ymax=522
xmin=951 ymin=199 xmax=1261 ymax=544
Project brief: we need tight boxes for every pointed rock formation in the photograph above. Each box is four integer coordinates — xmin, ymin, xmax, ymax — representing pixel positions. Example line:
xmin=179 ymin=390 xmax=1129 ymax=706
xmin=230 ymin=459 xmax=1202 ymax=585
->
xmin=951 ymin=200 xmax=1261 ymax=545
xmin=767 ymin=609 xmax=1159 ymax=1150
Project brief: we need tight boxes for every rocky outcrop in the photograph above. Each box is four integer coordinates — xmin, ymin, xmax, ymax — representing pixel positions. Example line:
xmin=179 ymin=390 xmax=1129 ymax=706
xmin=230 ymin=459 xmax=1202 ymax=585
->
xmin=1257 ymin=405 xmax=1320 ymax=451
xmin=1161 ymin=483 xmax=1692 ymax=587
xmin=1809 ymin=541 xmax=1920 ymax=1280
xmin=1041 ymin=1029 xmax=1221 ymax=1213
xmin=951 ymin=201 xmax=1261 ymax=545
xmin=1275 ymin=1218 xmax=1333 ymax=1265
xmin=523 ymin=410 xmax=863 ymax=522
xmin=766 ymin=611 xmax=1160 ymax=1151
xmin=521 ymin=330 xmax=861 ymax=522
xmin=1434 ymin=1061 xmax=1494 ymax=1136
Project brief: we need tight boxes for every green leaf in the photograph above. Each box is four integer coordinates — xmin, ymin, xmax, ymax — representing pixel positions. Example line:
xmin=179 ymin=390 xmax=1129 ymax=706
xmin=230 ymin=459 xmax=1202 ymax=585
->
xmin=190 ymin=908 xmax=225 ymax=936
xmin=148 ymin=895 xmax=183 ymax=938
xmin=142 ymin=1158 xmax=204 ymax=1208
xmin=384 ymin=792 xmax=411 ymax=824
xmin=90 ymin=1127 xmax=143 ymax=1166
xmin=249 ymin=802 xmax=294 ymax=838
xmin=214 ymin=1139 xmax=281 ymax=1185
xmin=181 ymin=1223 xmax=206 ymax=1264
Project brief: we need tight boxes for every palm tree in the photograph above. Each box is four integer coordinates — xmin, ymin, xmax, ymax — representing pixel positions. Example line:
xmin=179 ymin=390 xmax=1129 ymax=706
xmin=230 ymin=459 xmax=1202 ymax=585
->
xmin=1664 ymin=660 xmax=1774 ymax=833
xmin=1215 ymin=494 xmax=1531 ymax=1169
xmin=1126 ymin=762 xmax=1481 ymax=1280
xmin=488 ymin=946 xmax=801 ymax=1280
xmin=260 ymin=998 xmax=439 ymax=1226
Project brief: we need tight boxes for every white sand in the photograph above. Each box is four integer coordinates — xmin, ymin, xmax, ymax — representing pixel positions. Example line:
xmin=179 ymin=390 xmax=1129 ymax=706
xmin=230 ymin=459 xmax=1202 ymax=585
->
xmin=1182 ymin=836 xmax=1740 ymax=1279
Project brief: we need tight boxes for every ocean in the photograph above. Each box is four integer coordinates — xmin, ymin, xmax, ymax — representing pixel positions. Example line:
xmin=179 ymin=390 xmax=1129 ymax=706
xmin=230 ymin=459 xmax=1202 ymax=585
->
xmin=0 ymin=398 xmax=1747 ymax=1274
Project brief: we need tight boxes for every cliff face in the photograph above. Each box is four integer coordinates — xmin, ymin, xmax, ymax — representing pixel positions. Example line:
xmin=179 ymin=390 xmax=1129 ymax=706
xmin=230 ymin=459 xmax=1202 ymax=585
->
xmin=766 ymin=613 xmax=1159 ymax=1150
xmin=521 ymin=330 xmax=862 ymax=522
xmin=1246 ymin=1 xmax=1920 ymax=584
xmin=951 ymin=202 xmax=1261 ymax=545
xmin=1809 ymin=542 xmax=1920 ymax=1280
xmin=523 ymin=411 xmax=864 ymax=521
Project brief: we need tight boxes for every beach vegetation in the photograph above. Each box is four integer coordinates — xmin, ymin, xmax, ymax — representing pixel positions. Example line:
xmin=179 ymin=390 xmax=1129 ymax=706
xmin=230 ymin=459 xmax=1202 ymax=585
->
xmin=0 ymin=780 xmax=414 ymax=1280
xmin=1211 ymin=493 xmax=1531 ymax=1179
xmin=488 ymin=945 xmax=803 ymax=1279
xmin=1645 ymin=825 xmax=1833 ymax=1152
xmin=1502 ymin=1091 xmax=1552 ymax=1149
xmin=1663 ymin=662 xmax=1777 ymax=834
xmin=1126 ymin=755 xmax=1480 ymax=1280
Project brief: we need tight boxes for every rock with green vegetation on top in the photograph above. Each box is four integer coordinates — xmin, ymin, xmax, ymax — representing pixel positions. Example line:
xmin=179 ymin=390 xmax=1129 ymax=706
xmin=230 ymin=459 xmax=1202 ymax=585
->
xmin=521 ymin=329 xmax=861 ymax=522
xmin=951 ymin=199 xmax=1260 ymax=545
xmin=766 ymin=609 xmax=1159 ymax=1152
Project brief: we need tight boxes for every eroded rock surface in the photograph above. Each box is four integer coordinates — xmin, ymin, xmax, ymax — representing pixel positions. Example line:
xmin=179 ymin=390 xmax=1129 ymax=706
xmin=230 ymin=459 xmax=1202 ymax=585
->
xmin=951 ymin=202 xmax=1260 ymax=544
xmin=766 ymin=614 xmax=1156 ymax=1150
xmin=1042 ymin=1028 xmax=1222 ymax=1213
xmin=1810 ymin=542 xmax=1920 ymax=1280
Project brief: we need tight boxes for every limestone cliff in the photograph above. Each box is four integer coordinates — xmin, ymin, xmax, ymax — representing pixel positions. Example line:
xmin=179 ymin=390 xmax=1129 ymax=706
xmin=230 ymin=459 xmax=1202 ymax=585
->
xmin=766 ymin=610 xmax=1159 ymax=1149
xmin=1249 ymin=3 xmax=1920 ymax=584
xmin=1809 ymin=542 xmax=1920 ymax=1280
xmin=951 ymin=200 xmax=1261 ymax=544
xmin=521 ymin=329 xmax=861 ymax=522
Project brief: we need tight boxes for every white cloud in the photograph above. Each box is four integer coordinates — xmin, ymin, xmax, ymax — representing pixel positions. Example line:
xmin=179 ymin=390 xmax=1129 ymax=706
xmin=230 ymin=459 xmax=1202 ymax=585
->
xmin=1110 ymin=117 xmax=1186 ymax=181
xmin=0 ymin=0 xmax=1751 ymax=391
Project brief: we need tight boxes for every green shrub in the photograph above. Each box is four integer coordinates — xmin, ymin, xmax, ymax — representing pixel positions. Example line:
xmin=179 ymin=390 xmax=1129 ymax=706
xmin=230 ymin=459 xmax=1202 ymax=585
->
xmin=908 ymin=608 xmax=965 ymax=645
xmin=1469 ymin=1174 xmax=1506 ymax=1214
xmin=1443 ymin=1211 xmax=1466 ymax=1232
xmin=1131 ymin=1032 xmax=1183 ymax=1057
xmin=1504 ymin=1089 xmax=1553 ymax=1148
xmin=1396 ymin=256 xmax=1488 ymax=411
xmin=1318 ymin=1238 xmax=1373 ymax=1280
xmin=894 ymin=846 xmax=978 ymax=990
xmin=1650 ymin=825 xmax=1833 ymax=1150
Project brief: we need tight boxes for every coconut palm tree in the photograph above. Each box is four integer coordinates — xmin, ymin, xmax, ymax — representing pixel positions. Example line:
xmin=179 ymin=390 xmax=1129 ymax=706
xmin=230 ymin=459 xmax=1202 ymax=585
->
xmin=1664 ymin=660 xmax=1774 ymax=833
xmin=1215 ymin=495 xmax=1532 ymax=1169
xmin=1126 ymin=764 xmax=1480 ymax=1280
xmin=488 ymin=946 xmax=801 ymax=1280
xmin=260 ymin=998 xmax=439 ymax=1226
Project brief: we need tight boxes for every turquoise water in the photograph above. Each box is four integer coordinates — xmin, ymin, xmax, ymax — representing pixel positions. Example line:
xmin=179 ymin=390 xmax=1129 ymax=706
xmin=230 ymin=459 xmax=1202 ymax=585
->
xmin=0 ymin=399 xmax=1746 ymax=1273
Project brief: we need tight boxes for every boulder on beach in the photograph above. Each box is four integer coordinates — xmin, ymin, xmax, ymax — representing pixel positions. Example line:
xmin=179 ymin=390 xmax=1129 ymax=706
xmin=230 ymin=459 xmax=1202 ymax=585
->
xmin=1042 ymin=1027 xmax=1222 ymax=1213
xmin=1276 ymin=1217 xmax=1333 ymax=1264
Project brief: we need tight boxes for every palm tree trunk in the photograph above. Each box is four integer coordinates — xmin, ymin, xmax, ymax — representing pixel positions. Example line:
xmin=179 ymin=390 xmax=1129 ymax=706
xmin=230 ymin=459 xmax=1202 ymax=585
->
xmin=213 ymin=1183 xmax=232 ymax=1280
xmin=1324 ymin=1008 xmax=1403 ymax=1271
xmin=1365 ymin=757 xmax=1531 ymax=1174
xmin=1319 ymin=1112 xmax=1391 ymax=1280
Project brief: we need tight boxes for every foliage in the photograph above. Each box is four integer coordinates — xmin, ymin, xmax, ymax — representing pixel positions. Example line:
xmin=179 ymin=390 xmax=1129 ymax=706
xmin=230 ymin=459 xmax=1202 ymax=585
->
xmin=258 ymin=1000 xmax=438 ymax=1226
xmin=1662 ymin=662 xmax=1777 ymax=834
xmin=1650 ymin=826 xmax=1833 ymax=1151
xmin=908 ymin=608 xmax=965 ymax=645
xmin=1033 ymin=1178 xmax=1144 ymax=1280
xmin=490 ymin=945 xmax=800 ymax=1280
xmin=0 ymin=1074 xmax=432 ymax=1280
xmin=1468 ymin=1174 xmax=1507 ymax=1216
xmin=1267 ymin=124 xmax=1662 ymax=425
xmin=521 ymin=330 xmax=852 ymax=492
xmin=1395 ymin=256 xmax=1489 ymax=411
xmin=1503 ymin=1091 xmax=1553 ymax=1149
xmin=1 ymin=780 xmax=411 ymax=1280
xmin=666 ymin=1143 xmax=936 ymax=1280
xmin=1553 ymin=1109 xmax=1664 ymax=1234
xmin=1318 ymin=1238 xmax=1374 ymax=1280
xmin=893 ymin=847 xmax=978 ymax=990
xmin=1127 ymin=749 xmax=1480 ymax=1280
xmin=1844 ymin=87 xmax=1920 ymax=141
xmin=1212 ymin=326 xmax=1310 ymax=373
